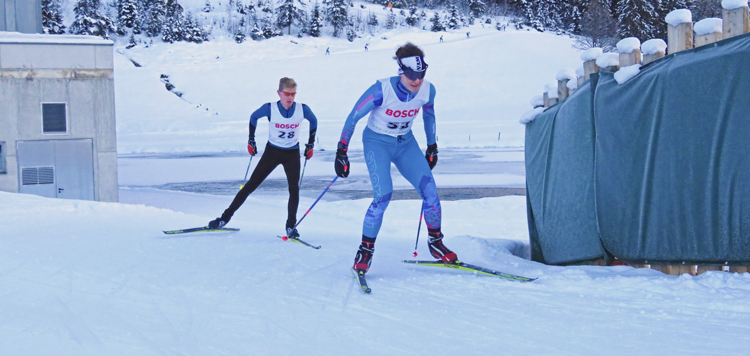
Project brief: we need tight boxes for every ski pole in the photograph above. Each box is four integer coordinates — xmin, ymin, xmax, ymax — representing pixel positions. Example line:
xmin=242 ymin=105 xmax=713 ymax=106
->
xmin=299 ymin=157 xmax=308 ymax=188
xmin=294 ymin=175 xmax=338 ymax=228
xmin=412 ymin=211 xmax=423 ymax=257
xmin=240 ymin=156 xmax=253 ymax=189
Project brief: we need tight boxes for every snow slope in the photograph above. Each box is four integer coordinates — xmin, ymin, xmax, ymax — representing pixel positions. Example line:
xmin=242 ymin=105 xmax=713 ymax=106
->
xmin=115 ymin=24 xmax=583 ymax=153
xmin=3 ymin=189 xmax=750 ymax=355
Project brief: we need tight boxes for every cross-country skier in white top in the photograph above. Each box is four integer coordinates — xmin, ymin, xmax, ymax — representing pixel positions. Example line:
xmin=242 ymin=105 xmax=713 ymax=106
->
xmin=209 ymin=77 xmax=317 ymax=239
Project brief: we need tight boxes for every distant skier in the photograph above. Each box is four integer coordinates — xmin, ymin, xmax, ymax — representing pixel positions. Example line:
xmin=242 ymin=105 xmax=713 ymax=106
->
xmin=365 ymin=44 xmax=369 ymax=52
xmin=439 ymin=35 xmax=443 ymax=43
xmin=466 ymin=31 xmax=470 ymax=38
xmin=209 ymin=77 xmax=317 ymax=240
xmin=326 ymin=47 xmax=330 ymax=55
xmin=334 ymin=42 xmax=457 ymax=275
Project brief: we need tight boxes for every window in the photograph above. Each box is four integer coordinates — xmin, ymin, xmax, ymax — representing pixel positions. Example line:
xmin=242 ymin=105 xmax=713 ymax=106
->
xmin=0 ymin=142 xmax=5 ymax=173
xmin=42 ymin=103 xmax=67 ymax=133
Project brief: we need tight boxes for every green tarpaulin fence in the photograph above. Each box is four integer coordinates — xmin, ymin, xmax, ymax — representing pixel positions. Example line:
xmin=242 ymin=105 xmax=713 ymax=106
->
xmin=525 ymin=33 xmax=750 ymax=265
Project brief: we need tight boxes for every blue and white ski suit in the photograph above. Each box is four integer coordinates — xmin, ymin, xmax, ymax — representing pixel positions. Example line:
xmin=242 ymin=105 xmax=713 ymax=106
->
xmin=339 ymin=76 xmax=441 ymax=239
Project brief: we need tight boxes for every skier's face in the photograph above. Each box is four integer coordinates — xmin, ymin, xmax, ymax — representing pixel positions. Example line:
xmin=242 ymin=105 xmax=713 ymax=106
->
xmin=277 ymin=87 xmax=296 ymax=109
xmin=400 ymin=74 xmax=424 ymax=93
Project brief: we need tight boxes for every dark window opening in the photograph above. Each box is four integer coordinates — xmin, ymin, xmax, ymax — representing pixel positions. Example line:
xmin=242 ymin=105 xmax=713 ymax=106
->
xmin=43 ymin=103 xmax=67 ymax=133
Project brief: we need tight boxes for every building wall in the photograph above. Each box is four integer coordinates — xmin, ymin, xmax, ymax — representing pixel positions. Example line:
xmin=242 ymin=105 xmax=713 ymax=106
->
xmin=1 ymin=0 xmax=43 ymax=34
xmin=0 ymin=34 xmax=118 ymax=202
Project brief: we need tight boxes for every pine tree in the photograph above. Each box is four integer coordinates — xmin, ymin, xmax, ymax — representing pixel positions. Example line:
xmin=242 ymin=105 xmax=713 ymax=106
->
xmin=447 ymin=4 xmax=460 ymax=30
xmin=368 ymin=12 xmax=378 ymax=26
xmin=117 ymin=0 xmax=140 ymax=33
xmin=405 ymin=5 xmax=419 ymax=27
xmin=385 ymin=9 xmax=396 ymax=29
xmin=183 ymin=13 xmax=207 ymax=43
xmin=327 ymin=0 xmax=348 ymax=37
xmin=42 ymin=0 xmax=66 ymax=34
xmin=70 ymin=0 xmax=117 ymax=39
xmin=309 ymin=2 xmax=323 ymax=37
xmin=468 ymin=0 xmax=486 ymax=18
xmin=616 ymin=0 xmax=658 ymax=41
xmin=276 ymin=0 xmax=306 ymax=35
xmin=235 ymin=28 xmax=247 ymax=42
xmin=143 ymin=0 xmax=167 ymax=37
xmin=162 ymin=0 xmax=185 ymax=43
xmin=430 ymin=12 xmax=444 ymax=32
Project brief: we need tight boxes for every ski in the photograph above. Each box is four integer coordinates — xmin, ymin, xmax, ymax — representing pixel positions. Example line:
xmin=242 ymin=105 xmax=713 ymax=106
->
xmin=402 ymin=260 xmax=537 ymax=282
xmin=352 ymin=268 xmax=372 ymax=294
xmin=277 ymin=235 xmax=321 ymax=249
xmin=163 ymin=226 xmax=240 ymax=235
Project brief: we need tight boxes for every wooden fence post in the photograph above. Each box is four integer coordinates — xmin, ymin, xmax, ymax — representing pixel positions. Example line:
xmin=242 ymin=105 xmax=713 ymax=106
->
xmin=581 ymin=48 xmax=602 ymax=80
xmin=543 ymin=83 xmax=558 ymax=107
xmin=642 ymin=39 xmax=667 ymax=65
xmin=694 ymin=18 xmax=723 ymax=46
xmin=722 ymin=3 xmax=750 ymax=39
xmin=596 ymin=53 xmax=620 ymax=72
xmin=666 ymin=9 xmax=694 ymax=54
xmin=576 ymin=66 xmax=585 ymax=87
xmin=556 ymin=69 xmax=576 ymax=101
xmin=617 ymin=37 xmax=642 ymax=67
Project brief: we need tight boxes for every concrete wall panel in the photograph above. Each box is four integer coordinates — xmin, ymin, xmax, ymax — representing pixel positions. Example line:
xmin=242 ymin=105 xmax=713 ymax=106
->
xmin=3 ymin=0 xmax=15 ymax=32
xmin=0 ymin=1 xmax=6 ymax=31
xmin=40 ymin=79 xmax=68 ymax=103
xmin=69 ymin=80 xmax=96 ymax=139
xmin=93 ymin=79 xmax=117 ymax=152
xmin=95 ymin=46 xmax=114 ymax=69
xmin=1 ymin=44 xmax=98 ymax=69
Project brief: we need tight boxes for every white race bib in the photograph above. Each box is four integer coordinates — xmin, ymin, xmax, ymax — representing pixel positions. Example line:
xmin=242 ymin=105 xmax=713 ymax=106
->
xmin=366 ymin=78 xmax=430 ymax=137
xmin=268 ymin=102 xmax=305 ymax=148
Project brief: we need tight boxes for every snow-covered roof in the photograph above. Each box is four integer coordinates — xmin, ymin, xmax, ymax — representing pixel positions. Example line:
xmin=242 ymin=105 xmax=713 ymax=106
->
xmin=722 ymin=0 xmax=749 ymax=10
xmin=642 ymin=39 xmax=667 ymax=55
xmin=694 ymin=18 xmax=723 ymax=35
xmin=617 ymin=37 xmax=641 ymax=54
xmin=665 ymin=9 xmax=692 ymax=26
xmin=0 ymin=32 xmax=112 ymax=45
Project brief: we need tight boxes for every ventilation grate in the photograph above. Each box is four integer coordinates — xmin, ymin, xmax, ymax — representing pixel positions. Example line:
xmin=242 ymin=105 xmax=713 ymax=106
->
xmin=21 ymin=167 xmax=55 ymax=185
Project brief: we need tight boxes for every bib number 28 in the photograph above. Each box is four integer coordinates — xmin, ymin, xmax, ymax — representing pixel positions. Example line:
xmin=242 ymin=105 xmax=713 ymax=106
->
xmin=278 ymin=131 xmax=295 ymax=139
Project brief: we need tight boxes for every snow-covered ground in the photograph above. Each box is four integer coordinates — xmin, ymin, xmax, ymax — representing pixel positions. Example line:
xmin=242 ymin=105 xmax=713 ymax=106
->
xmin=2 ymin=20 xmax=750 ymax=355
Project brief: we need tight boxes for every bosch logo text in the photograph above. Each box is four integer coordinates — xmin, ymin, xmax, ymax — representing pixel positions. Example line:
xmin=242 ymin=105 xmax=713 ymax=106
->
xmin=385 ymin=108 xmax=420 ymax=118
xmin=275 ymin=123 xmax=299 ymax=129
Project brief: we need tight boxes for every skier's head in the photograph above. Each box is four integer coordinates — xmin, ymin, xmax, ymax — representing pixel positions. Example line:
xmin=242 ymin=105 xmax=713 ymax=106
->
xmin=394 ymin=43 xmax=427 ymax=93
xmin=277 ymin=77 xmax=297 ymax=109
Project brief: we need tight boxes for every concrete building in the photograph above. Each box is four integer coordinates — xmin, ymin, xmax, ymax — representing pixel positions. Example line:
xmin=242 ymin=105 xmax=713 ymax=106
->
xmin=0 ymin=0 xmax=43 ymax=34
xmin=0 ymin=1 xmax=119 ymax=202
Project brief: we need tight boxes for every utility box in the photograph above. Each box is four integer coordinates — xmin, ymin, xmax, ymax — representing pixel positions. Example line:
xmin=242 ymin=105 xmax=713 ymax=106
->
xmin=0 ymin=0 xmax=43 ymax=34
xmin=0 ymin=32 xmax=118 ymax=202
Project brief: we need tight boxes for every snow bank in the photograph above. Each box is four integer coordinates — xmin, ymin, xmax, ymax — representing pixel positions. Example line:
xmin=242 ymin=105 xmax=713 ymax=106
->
xmin=617 ymin=37 xmax=641 ymax=53
xmin=694 ymin=18 xmax=723 ymax=35
xmin=615 ymin=64 xmax=642 ymax=84
xmin=722 ymin=0 xmax=749 ymax=10
xmin=665 ymin=9 xmax=692 ymax=26
xmin=642 ymin=39 xmax=667 ymax=55
xmin=595 ymin=53 xmax=620 ymax=68
xmin=519 ymin=107 xmax=546 ymax=124
xmin=581 ymin=47 xmax=603 ymax=61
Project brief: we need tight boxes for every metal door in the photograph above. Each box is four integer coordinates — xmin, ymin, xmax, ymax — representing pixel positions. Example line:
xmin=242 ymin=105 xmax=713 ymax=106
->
xmin=17 ymin=139 xmax=94 ymax=200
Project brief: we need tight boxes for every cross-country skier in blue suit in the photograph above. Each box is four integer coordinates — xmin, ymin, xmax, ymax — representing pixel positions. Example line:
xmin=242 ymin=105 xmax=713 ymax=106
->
xmin=334 ymin=42 xmax=458 ymax=274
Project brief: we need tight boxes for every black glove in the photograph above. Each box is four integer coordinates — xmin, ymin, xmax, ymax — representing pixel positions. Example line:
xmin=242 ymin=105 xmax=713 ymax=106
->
xmin=334 ymin=145 xmax=350 ymax=178
xmin=247 ymin=139 xmax=257 ymax=156
xmin=304 ymin=143 xmax=314 ymax=160
xmin=425 ymin=143 xmax=438 ymax=170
